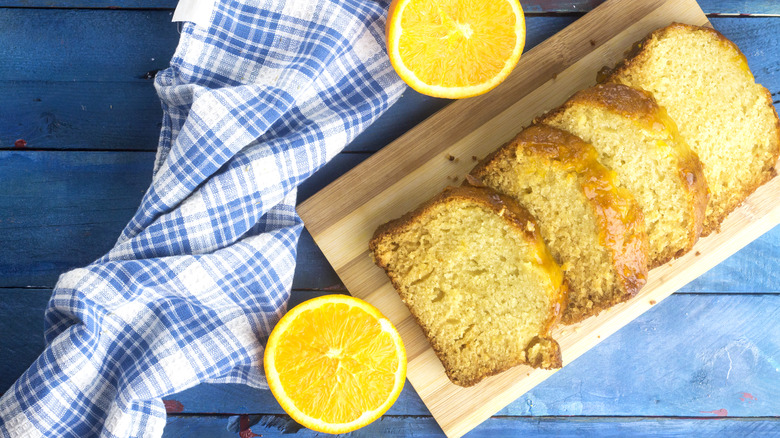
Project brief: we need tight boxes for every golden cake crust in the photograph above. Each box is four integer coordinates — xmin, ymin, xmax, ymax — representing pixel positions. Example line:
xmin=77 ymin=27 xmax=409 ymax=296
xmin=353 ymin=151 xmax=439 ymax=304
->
xmin=471 ymin=125 xmax=649 ymax=324
xmin=538 ymin=83 xmax=709 ymax=266
xmin=602 ymin=23 xmax=780 ymax=235
xmin=370 ymin=185 xmax=568 ymax=386
xmin=371 ymin=185 xmax=540 ymax=249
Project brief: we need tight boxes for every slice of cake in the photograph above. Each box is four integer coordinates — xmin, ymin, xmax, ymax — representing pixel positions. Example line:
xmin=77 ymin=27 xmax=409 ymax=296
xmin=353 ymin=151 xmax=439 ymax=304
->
xmin=369 ymin=185 xmax=568 ymax=387
xmin=604 ymin=23 xmax=780 ymax=235
xmin=471 ymin=124 xmax=649 ymax=324
xmin=538 ymin=83 xmax=709 ymax=267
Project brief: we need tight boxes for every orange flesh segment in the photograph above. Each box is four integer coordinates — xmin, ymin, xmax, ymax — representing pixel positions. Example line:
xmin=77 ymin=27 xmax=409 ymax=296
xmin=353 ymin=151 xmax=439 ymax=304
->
xmin=273 ymin=302 xmax=401 ymax=424
xmin=398 ymin=0 xmax=519 ymax=88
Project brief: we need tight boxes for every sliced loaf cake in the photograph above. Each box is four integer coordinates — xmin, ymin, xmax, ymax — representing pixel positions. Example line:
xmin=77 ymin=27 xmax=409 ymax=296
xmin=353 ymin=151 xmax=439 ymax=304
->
xmin=471 ymin=124 xmax=649 ymax=324
xmin=370 ymin=185 xmax=568 ymax=387
xmin=538 ymin=83 xmax=709 ymax=267
xmin=604 ymin=23 xmax=780 ymax=235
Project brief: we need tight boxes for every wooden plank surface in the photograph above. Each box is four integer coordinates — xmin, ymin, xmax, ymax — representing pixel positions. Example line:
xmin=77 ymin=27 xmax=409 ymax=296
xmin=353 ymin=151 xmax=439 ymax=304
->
xmin=163 ymin=415 xmax=780 ymax=437
xmin=297 ymin=0 xmax=780 ymax=436
xmin=4 ymin=290 xmax=778 ymax=418
xmin=0 ymin=0 xmax=778 ymax=14
xmin=1 ymin=2 xmax=779 ymax=437
xmin=0 ymin=9 xmax=177 ymax=82
xmin=0 ymin=151 xmax=152 ymax=287
xmin=520 ymin=0 xmax=780 ymax=14
xmin=0 ymin=82 xmax=163 ymax=151
xmin=2 ymin=150 xmax=777 ymax=291
xmin=0 ymin=150 xmax=363 ymax=289
xmin=0 ymin=0 xmax=178 ymax=8
xmin=160 ymin=293 xmax=780 ymax=418
xmin=0 ymin=13 xmax=575 ymax=151
xmin=3 ymin=14 xmax=778 ymax=152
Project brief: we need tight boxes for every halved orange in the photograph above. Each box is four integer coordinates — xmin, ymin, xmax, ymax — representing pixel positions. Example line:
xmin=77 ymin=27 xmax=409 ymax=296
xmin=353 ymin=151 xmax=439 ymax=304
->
xmin=264 ymin=295 xmax=406 ymax=434
xmin=386 ymin=0 xmax=526 ymax=99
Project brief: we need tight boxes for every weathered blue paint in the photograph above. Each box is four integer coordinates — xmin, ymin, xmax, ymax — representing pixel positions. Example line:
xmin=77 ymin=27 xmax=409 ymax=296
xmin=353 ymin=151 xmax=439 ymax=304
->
xmin=148 ymin=294 xmax=780 ymax=418
xmin=0 ymin=0 xmax=178 ymax=7
xmin=162 ymin=414 xmax=780 ymax=437
xmin=0 ymin=289 xmax=50 ymax=394
xmin=0 ymin=15 xmax=577 ymax=152
xmin=2 ymin=3 xmax=780 ymax=437
xmin=2 ymin=150 xmax=778 ymax=290
xmin=0 ymin=151 xmax=152 ymax=287
xmin=0 ymin=12 xmax=568 ymax=84
xmin=1 ymin=0 xmax=779 ymax=14
xmin=0 ymin=10 xmax=178 ymax=83
xmin=1 ymin=15 xmax=778 ymax=153
xmin=4 ymin=291 xmax=778 ymax=420
xmin=519 ymin=0 xmax=780 ymax=14
xmin=0 ymin=82 xmax=163 ymax=151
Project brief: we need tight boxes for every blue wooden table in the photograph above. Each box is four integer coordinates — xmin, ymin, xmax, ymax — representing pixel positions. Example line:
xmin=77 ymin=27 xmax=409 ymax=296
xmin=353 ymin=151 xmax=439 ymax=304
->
xmin=1 ymin=1 xmax=779 ymax=436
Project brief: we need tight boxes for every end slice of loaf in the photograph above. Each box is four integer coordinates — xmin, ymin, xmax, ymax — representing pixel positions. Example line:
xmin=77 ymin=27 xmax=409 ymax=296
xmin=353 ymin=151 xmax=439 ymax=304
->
xmin=604 ymin=23 xmax=780 ymax=235
xmin=538 ymin=83 xmax=709 ymax=267
xmin=369 ymin=185 xmax=568 ymax=387
xmin=471 ymin=125 xmax=649 ymax=324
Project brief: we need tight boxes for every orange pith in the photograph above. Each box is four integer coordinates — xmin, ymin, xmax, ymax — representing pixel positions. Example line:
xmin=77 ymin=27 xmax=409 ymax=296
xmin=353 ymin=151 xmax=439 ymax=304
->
xmin=264 ymin=295 xmax=406 ymax=434
xmin=386 ymin=0 xmax=525 ymax=98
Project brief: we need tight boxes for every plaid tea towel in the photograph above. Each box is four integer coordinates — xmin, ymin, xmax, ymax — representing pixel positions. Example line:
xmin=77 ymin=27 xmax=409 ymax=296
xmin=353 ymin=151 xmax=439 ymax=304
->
xmin=0 ymin=0 xmax=405 ymax=436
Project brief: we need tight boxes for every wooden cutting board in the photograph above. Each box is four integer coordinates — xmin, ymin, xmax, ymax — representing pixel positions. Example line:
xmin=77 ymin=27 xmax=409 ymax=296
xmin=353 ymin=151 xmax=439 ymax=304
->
xmin=297 ymin=0 xmax=780 ymax=436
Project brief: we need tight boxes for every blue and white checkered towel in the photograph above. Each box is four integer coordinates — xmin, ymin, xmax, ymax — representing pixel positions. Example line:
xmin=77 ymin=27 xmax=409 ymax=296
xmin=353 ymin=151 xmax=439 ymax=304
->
xmin=0 ymin=1 xmax=405 ymax=436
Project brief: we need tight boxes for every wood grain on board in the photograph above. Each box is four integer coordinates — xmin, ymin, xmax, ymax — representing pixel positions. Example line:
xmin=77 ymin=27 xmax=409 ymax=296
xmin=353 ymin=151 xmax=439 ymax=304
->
xmin=297 ymin=0 xmax=780 ymax=436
